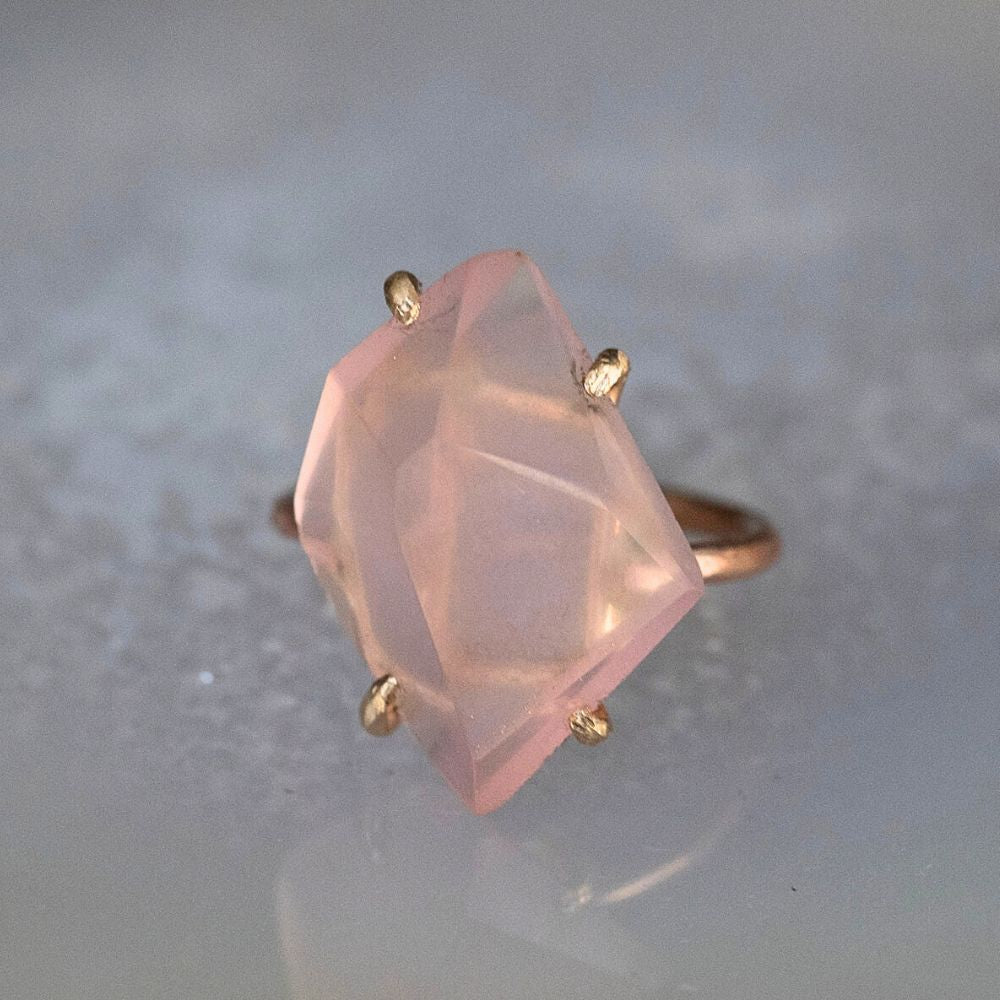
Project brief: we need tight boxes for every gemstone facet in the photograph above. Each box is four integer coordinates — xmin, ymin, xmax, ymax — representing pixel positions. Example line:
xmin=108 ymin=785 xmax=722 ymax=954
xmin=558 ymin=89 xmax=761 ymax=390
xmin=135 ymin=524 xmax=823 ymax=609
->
xmin=295 ymin=251 xmax=704 ymax=813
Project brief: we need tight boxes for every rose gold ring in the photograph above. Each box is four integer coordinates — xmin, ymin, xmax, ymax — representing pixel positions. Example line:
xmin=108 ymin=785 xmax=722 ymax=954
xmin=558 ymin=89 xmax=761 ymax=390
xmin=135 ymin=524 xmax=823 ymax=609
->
xmin=273 ymin=486 xmax=780 ymax=585
xmin=274 ymin=251 xmax=780 ymax=813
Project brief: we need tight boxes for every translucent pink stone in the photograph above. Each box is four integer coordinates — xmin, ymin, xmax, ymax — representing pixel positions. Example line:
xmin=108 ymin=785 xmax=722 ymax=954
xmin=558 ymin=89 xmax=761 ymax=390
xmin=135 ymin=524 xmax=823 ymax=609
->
xmin=295 ymin=251 xmax=704 ymax=813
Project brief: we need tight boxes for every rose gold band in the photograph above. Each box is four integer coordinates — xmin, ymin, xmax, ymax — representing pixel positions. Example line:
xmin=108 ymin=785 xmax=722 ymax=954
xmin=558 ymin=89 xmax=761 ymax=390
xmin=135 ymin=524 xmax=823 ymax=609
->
xmin=272 ymin=488 xmax=779 ymax=585
xmin=660 ymin=486 xmax=780 ymax=583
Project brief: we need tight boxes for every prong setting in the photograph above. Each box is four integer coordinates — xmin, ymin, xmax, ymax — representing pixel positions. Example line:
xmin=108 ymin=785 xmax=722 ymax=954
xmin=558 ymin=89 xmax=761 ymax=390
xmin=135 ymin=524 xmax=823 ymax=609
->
xmin=360 ymin=674 xmax=402 ymax=736
xmin=383 ymin=271 xmax=422 ymax=326
xmin=583 ymin=348 xmax=630 ymax=405
xmin=568 ymin=703 xmax=612 ymax=745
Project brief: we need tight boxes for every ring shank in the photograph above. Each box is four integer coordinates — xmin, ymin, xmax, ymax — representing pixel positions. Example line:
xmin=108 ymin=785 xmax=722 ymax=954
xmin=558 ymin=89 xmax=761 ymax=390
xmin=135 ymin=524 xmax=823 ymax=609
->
xmin=661 ymin=486 xmax=780 ymax=584
xmin=272 ymin=488 xmax=780 ymax=585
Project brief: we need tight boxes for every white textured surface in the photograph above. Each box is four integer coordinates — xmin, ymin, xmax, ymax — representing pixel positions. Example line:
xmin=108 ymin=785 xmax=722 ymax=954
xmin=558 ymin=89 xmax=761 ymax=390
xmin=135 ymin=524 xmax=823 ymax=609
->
xmin=2 ymin=2 xmax=998 ymax=998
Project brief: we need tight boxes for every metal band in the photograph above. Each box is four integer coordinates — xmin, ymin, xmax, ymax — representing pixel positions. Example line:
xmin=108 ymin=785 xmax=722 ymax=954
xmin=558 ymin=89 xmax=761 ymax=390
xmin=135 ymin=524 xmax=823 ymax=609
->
xmin=272 ymin=488 xmax=780 ymax=585
xmin=661 ymin=486 xmax=780 ymax=583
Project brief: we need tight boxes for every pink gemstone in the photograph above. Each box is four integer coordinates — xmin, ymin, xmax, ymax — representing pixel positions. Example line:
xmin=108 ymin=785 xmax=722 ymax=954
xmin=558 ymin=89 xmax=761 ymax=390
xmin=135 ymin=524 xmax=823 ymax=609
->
xmin=295 ymin=251 xmax=704 ymax=813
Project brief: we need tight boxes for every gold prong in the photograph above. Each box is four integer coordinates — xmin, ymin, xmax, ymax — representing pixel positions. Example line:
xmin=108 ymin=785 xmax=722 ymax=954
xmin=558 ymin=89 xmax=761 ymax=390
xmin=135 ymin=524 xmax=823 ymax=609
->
xmin=583 ymin=348 xmax=630 ymax=405
xmin=383 ymin=271 xmax=422 ymax=326
xmin=360 ymin=674 xmax=402 ymax=736
xmin=568 ymin=703 xmax=612 ymax=745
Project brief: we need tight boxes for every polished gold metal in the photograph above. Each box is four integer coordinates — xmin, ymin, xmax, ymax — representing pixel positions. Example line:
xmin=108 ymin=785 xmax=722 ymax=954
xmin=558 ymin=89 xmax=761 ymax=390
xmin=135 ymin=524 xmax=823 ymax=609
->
xmin=661 ymin=486 xmax=780 ymax=583
xmin=360 ymin=674 xmax=402 ymax=736
xmin=583 ymin=348 xmax=631 ymax=405
xmin=383 ymin=271 xmax=422 ymax=326
xmin=271 ymin=486 xmax=779 ymax=584
xmin=568 ymin=703 xmax=612 ymax=745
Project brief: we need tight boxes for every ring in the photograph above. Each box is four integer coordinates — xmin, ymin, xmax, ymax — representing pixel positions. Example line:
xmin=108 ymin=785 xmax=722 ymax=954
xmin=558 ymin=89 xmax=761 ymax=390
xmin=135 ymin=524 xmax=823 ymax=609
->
xmin=275 ymin=250 xmax=779 ymax=813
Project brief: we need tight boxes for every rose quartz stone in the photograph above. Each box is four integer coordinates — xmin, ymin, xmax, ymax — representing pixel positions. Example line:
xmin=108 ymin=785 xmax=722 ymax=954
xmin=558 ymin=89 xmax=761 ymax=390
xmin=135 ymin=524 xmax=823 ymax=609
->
xmin=295 ymin=251 xmax=704 ymax=813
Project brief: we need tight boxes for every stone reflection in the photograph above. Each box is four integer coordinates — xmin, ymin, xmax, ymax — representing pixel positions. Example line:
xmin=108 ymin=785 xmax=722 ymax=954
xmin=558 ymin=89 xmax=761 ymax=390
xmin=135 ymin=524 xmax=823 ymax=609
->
xmin=276 ymin=782 xmax=738 ymax=1000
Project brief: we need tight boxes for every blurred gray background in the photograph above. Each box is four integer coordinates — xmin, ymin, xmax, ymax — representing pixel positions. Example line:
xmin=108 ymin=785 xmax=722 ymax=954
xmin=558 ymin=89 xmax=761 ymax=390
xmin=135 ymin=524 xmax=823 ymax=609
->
xmin=2 ymin=2 xmax=998 ymax=998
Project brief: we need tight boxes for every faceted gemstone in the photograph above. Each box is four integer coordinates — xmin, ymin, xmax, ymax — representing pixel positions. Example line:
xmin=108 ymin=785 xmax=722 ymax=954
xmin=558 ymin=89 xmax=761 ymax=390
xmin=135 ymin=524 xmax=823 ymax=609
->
xmin=295 ymin=251 xmax=704 ymax=813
